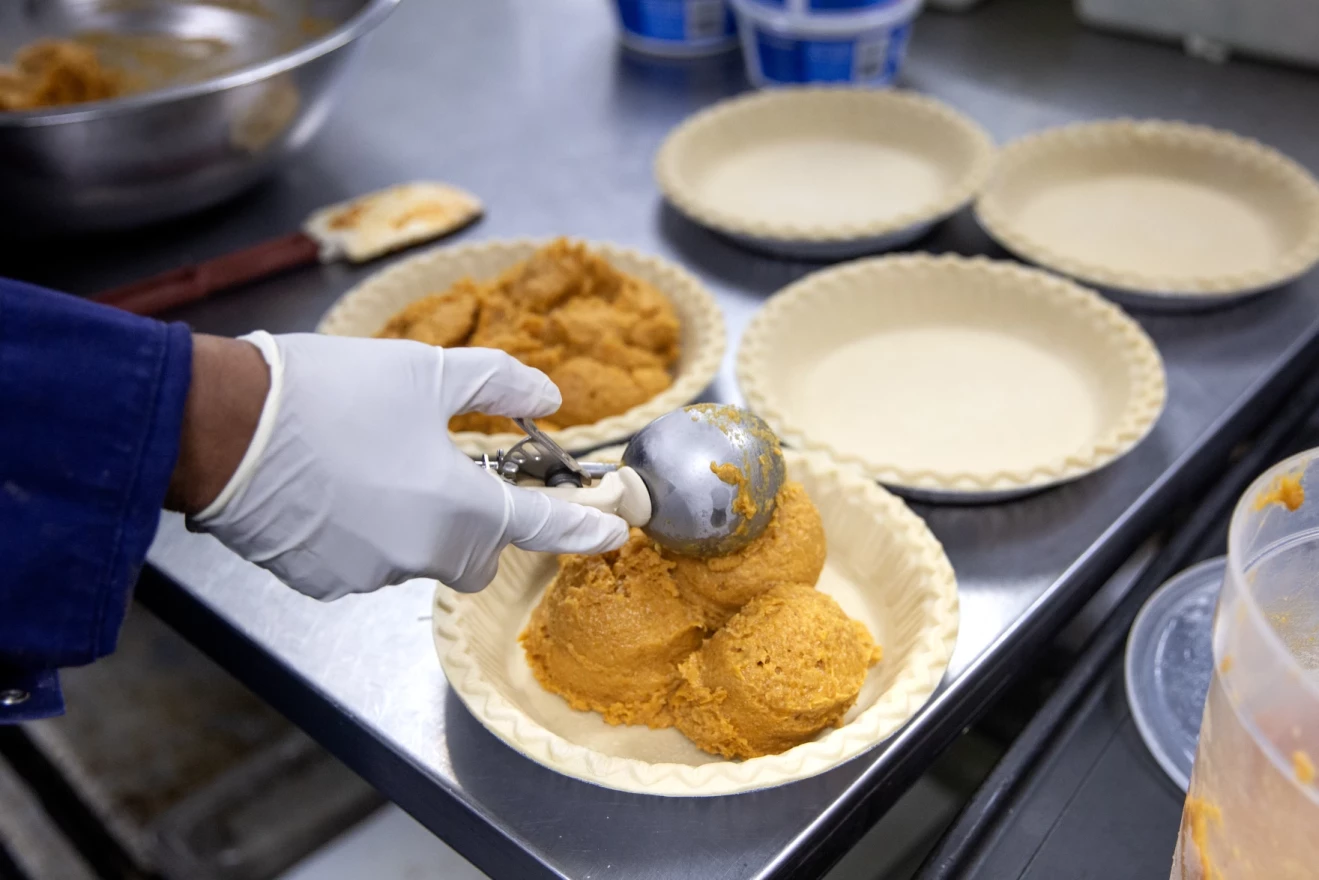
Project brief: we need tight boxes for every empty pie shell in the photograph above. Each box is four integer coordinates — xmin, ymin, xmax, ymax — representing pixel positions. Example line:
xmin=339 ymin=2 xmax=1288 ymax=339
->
xmin=655 ymin=88 xmax=995 ymax=259
xmin=976 ymin=120 xmax=1319 ymax=307
xmin=738 ymin=254 xmax=1167 ymax=500
xmin=317 ymin=239 xmax=725 ymax=456
xmin=432 ymin=448 xmax=958 ymax=796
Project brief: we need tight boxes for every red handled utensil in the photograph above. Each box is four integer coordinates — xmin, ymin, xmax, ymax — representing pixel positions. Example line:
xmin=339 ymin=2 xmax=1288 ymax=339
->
xmin=93 ymin=181 xmax=482 ymax=316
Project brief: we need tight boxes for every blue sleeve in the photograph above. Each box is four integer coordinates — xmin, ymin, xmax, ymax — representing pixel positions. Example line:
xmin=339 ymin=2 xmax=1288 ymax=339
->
xmin=0 ymin=278 xmax=192 ymax=721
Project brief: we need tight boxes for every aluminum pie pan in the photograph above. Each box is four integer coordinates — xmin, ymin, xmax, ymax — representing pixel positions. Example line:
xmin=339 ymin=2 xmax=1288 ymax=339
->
xmin=717 ymin=220 xmax=940 ymax=262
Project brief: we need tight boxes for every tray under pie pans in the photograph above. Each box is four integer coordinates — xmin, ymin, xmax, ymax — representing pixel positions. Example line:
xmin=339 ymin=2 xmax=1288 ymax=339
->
xmin=432 ymin=448 xmax=958 ymax=797
xmin=976 ymin=120 xmax=1319 ymax=309
xmin=737 ymin=254 xmax=1167 ymax=502
xmin=655 ymin=88 xmax=995 ymax=260
xmin=317 ymin=238 xmax=725 ymax=456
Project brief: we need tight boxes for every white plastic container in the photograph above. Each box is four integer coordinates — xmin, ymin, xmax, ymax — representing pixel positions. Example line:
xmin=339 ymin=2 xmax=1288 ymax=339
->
xmin=613 ymin=0 xmax=740 ymax=58
xmin=1075 ymin=0 xmax=1319 ymax=70
xmin=741 ymin=0 xmax=902 ymax=12
xmin=729 ymin=0 xmax=922 ymax=88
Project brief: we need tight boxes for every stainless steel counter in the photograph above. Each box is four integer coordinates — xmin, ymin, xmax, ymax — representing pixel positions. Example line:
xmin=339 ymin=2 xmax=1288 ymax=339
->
xmin=11 ymin=1 xmax=1319 ymax=878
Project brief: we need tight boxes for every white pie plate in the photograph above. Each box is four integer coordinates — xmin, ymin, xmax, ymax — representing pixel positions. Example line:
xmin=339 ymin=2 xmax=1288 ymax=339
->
xmin=432 ymin=448 xmax=958 ymax=796
xmin=738 ymin=253 xmax=1168 ymax=502
xmin=976 ymin=120 xmax=1319 ymax=310
xmin=317 ymin=238 xmax=726 ymax=455
xmin=655 ymin=88 xmax=995 ymax=260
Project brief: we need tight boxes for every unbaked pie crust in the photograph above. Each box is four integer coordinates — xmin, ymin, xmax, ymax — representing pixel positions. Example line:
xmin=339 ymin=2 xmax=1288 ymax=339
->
xmin=976 ymin=120 xmax=1319 ymax=305
xmin=655 ymin=88 xmax=995 ymax=259
xmin=738 ymin=254 xmax=1167 ymax=500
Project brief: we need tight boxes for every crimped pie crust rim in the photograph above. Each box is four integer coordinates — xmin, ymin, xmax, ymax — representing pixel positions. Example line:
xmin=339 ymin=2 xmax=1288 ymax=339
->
xmin=655 ymin=88 xmax=996 ymax=244
xmin=432 ymin=449 xmax=959 ymax=796
xmin=975 ymin=119 xmax=1319 ymax=297
xmin=737 ymin=253 xmax=1168 ymax=494
xmin=316 ymin=238 xmax=726 ymax=455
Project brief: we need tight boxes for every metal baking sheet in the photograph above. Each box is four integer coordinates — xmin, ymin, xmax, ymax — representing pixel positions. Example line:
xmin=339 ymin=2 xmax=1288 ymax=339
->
xmin=9 ymin=1 xmax=1319 ymax=878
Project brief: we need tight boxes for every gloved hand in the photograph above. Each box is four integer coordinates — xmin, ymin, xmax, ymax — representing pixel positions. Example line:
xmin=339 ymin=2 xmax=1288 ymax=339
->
xmin=190 ymin=332 xmax=629 ymax=600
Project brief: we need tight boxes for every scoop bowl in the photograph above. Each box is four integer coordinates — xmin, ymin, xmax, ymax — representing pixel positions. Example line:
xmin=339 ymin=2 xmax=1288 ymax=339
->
xmin=621 ymin=404 xmax=786 ymax=558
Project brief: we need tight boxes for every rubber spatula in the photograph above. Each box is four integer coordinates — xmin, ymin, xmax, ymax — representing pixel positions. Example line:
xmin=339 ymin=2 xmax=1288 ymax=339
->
xmin=93 ymin=180 xmax=482 ymax=316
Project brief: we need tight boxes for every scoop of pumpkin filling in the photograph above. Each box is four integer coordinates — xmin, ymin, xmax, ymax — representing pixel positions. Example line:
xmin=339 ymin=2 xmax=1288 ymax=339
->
xmin=519 ymin=531 xmax=704 ymax=728
xmin=669 ymin=584 xmax=881 ymax=760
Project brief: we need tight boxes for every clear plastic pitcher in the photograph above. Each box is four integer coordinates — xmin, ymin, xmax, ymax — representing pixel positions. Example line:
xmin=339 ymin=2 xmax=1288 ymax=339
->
xmin=1171 ymin=449 xmax=1319 ymax=879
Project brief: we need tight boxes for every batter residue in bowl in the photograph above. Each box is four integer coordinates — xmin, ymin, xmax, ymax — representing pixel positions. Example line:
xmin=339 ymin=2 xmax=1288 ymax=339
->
xmin=0 ymin=40 xmax=128 ymax=111
xmin=0 ymin=32 xmax=246 ymax=112
xmin=376 ymin=239 xmax=682 ymax=435
xmin=520 ymin=483 xmax=882 ymax=760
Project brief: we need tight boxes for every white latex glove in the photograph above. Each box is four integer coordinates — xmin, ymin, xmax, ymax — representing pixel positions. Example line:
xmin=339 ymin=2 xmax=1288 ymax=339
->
xmin=190 ymin=332 xmax=629 ymax=600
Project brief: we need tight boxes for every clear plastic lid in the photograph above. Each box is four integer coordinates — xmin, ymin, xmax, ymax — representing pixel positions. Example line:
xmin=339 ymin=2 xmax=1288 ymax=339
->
xmin=1125 ymin=556 xmax=1224 ymax=791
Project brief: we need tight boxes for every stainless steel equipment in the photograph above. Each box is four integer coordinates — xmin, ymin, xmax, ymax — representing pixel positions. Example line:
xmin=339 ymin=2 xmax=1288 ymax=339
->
xmin=1075 ymin=0 xmax=1319 ymax=69
xmin=481 ymin=405 xmax=788 ymax=558
xmin=56 ymin=1 xmax=1319 ymax=878
xmin=20 ymin=605 xmax=380 ymax=880
xmin=0 ymin=0 xmax=399 ymax=236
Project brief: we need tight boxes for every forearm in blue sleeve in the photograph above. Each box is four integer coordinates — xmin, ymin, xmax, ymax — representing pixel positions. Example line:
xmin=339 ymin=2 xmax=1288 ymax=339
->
xmin=0 ymin=278 xmax=191 ymax=718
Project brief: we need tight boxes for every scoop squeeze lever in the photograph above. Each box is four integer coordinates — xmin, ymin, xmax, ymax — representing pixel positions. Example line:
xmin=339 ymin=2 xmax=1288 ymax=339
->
xmin=533 ymin=467 xmax=652 ymax=528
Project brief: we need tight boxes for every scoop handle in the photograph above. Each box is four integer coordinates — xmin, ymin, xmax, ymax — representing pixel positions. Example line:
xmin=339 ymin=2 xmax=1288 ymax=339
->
xmin=530 ymin=467 xmax=651 ymax=527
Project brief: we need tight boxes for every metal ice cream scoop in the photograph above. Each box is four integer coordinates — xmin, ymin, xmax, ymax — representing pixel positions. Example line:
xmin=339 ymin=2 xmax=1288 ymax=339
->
xmin=476 ymin=404 xmax=787 ymax=557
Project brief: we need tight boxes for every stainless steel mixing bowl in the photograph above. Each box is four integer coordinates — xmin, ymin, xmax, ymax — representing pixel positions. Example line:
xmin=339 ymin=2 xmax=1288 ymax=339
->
xmin=0 ymin=0 xmax=399 ymax=236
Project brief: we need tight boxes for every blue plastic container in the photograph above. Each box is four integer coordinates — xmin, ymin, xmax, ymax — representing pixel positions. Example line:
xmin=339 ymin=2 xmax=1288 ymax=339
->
xmin=613 ymin=0 xmax=739 ymax=57
xmin=730 ymin=0 xmax=921 ymax=87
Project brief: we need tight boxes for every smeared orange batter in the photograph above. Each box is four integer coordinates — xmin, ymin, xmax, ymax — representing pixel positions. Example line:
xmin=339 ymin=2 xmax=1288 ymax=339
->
xmin=688 ymin=404 xmax=783 ymax=462
xmin=670 ymin=584 xmax=882 ymax=760
xmin=1254 ymin=473 xmax=1305 ymax=512
xmin=1183 ymin=797 xmax=1223 ymax=880
xmin=1294 ymin=750 xmax=1315 ymax=785
xmin=710 ymin=461 xmax=757 ymax=520
xmin=377 ymin=240 xmax=681 ymax=434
